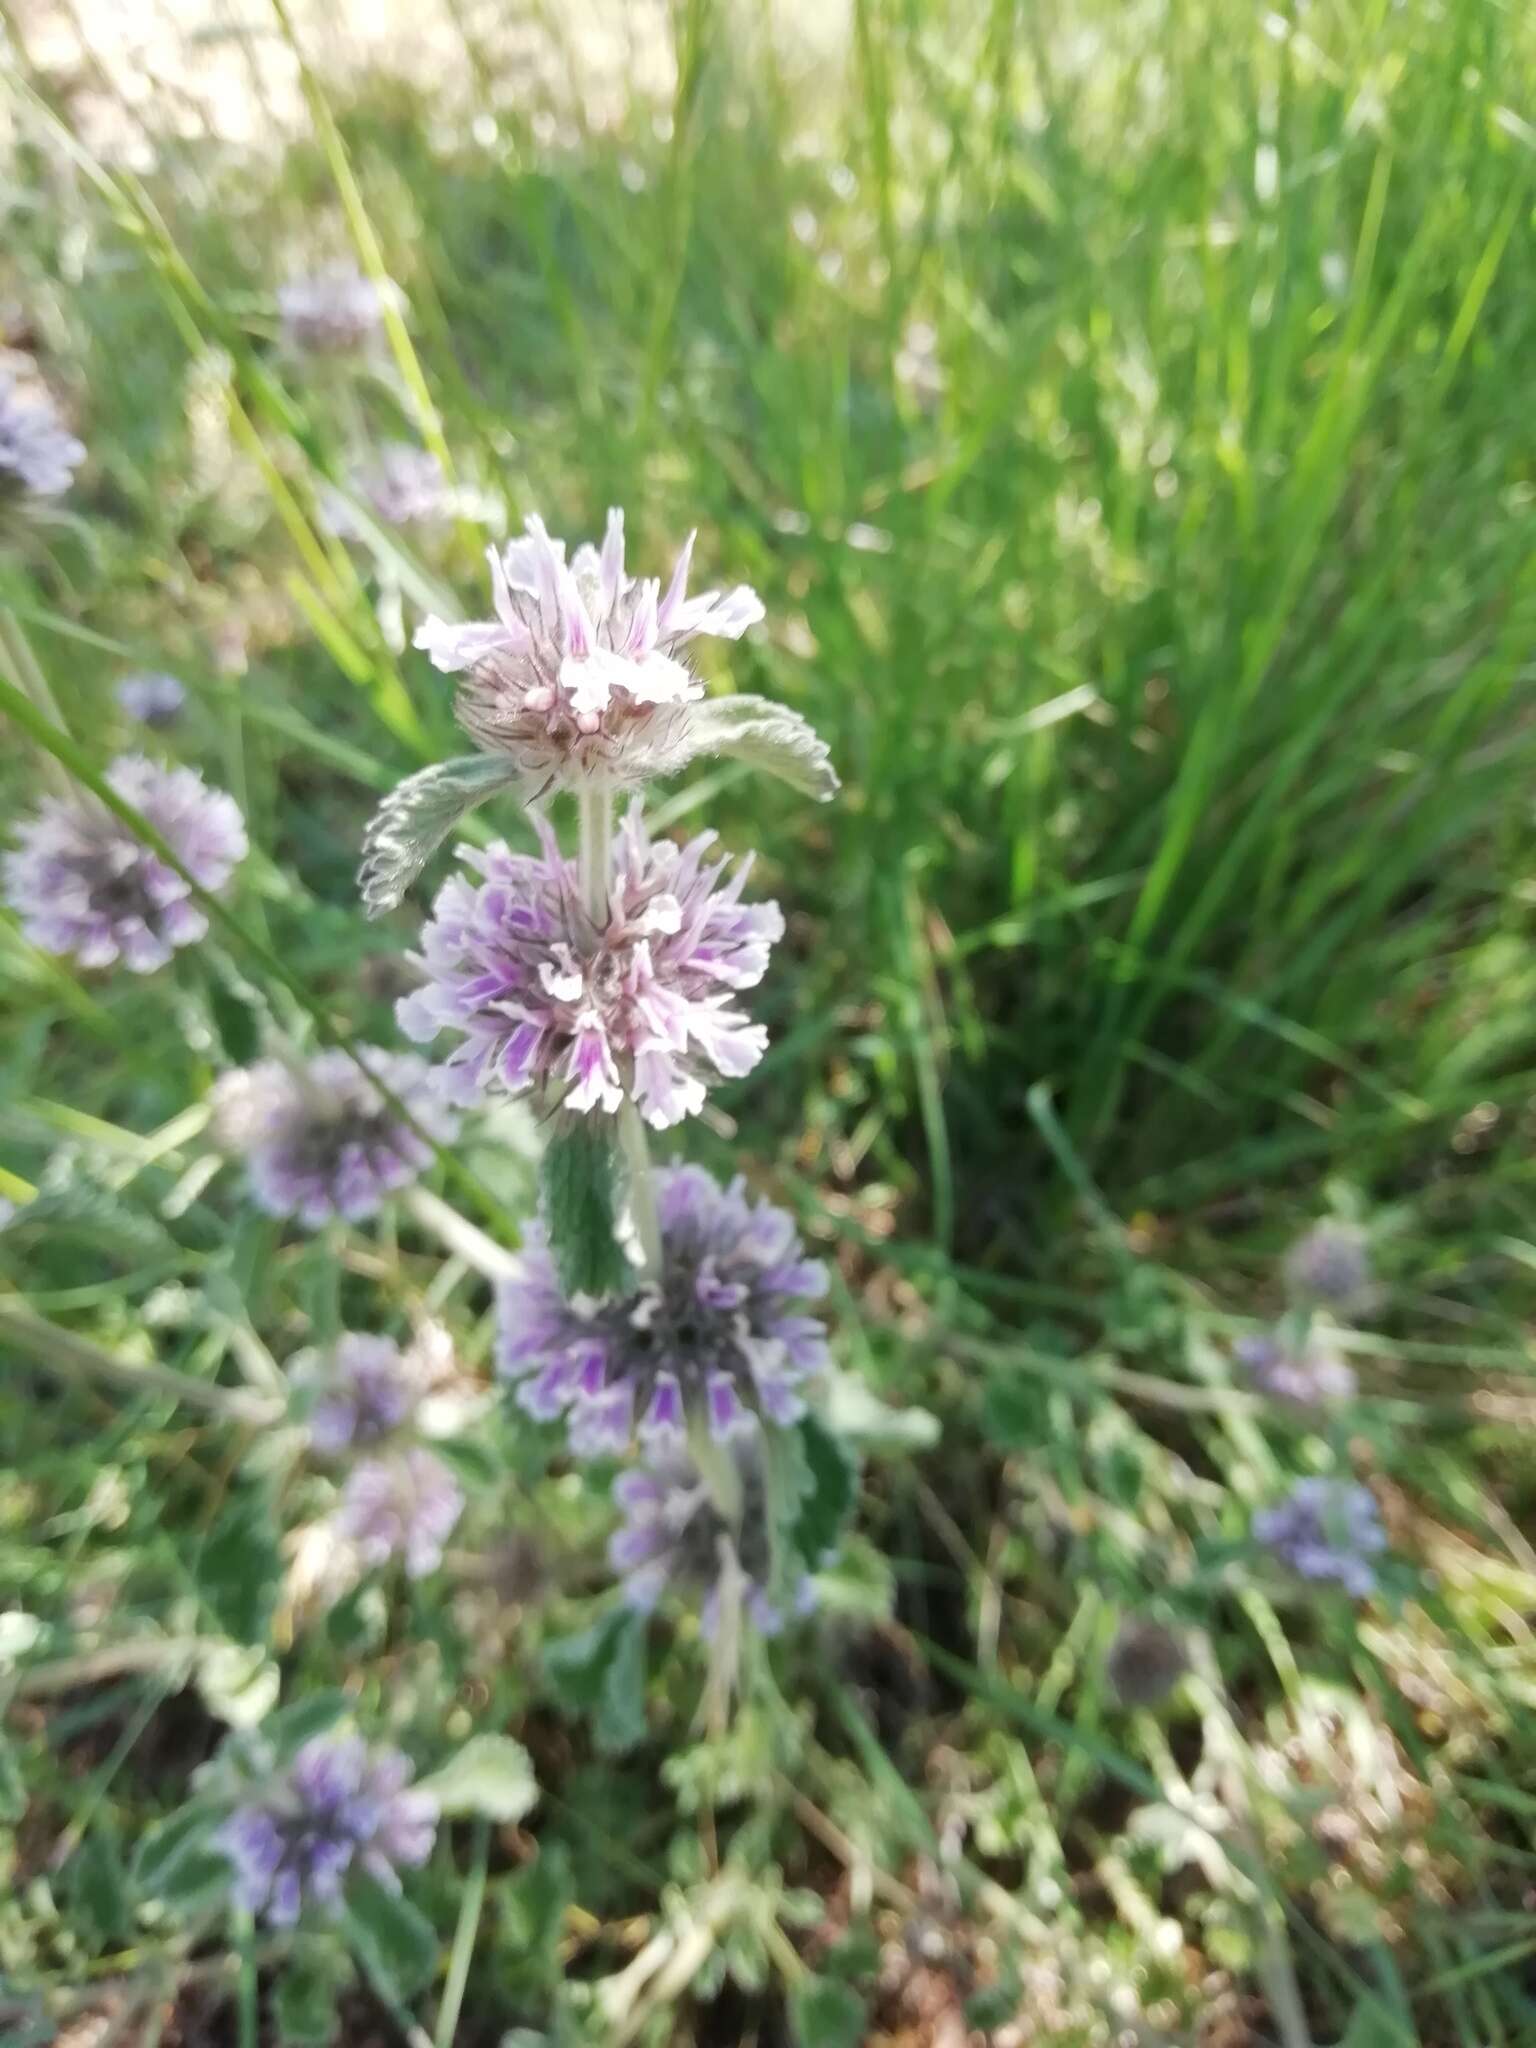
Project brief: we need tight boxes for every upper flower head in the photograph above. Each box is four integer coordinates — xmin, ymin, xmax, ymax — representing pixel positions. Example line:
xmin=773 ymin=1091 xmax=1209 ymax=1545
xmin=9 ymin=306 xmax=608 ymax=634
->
xmin=216 ymin=1733 xmax=436 ymax=1926
xmin=277 ymin=267 xmax=398 ymax=355
xmin=1283 ymin=1221 xmax=1374 ymax=1318
xmin=0 ymin=370 xmax=84 ymax=498
xmin=3 ymin=756 xmax=246 ymax=974
xmin=1253 ymin=1478 xmax=1386 ymax=1597
xmin=359 ymin=512 xmax=833 ymax=917
xmin=115 ymin=671 xmax=187 ymax=728
xmin=211 ymin=1047 xmax=457 ymax=1228
xmin=610 ymin=1438 xmax=808 ymax=1638
xmin=1235 ymin=1327 xmax=1357 ymax=1409
xmin=321 ymin=443 xmax=450 ymax=540
xmin=497 ymin=1163 xmax=829 ymax=1455
xmin=397 ymin=806 xmax=782 ymax=1129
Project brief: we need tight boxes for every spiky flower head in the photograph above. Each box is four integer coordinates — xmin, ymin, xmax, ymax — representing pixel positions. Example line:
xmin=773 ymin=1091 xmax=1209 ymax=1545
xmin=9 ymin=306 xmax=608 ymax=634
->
xmin=0 ymin=369 xmax=84 ymax=498
xmin=497 ymin=1163 xmax=828 ymax=1455
xmin=610 ymin=1440 xmax=806 ymax=1638
xmin=335 ymin=1445 xmax=464 ymax=1578
xmin=1236 ymin=1328 xmax=1358 ymax=1409
xmin=1284 ymin=1221 xmax=1373 ymax=1318
xmin=215 ymin=1733 xmax=436 ymax=1926
xmin=3 ymin=756 xmax=246 ymax=974
xmin=115 ymin=671 xmax=186 ymax=728
xmin=210 ymin=1047 xmax=457 ymax=1228
xmin=397 ymin=807 xmax=782 ymax=1129
xmin=277 ymin=266 xmax=397 ymax=355
xmin=321 ymin=443 xmax=450 ymax=540
xmin=296 ymin=1327 xmax=456 ymax=1458
xmin=359 ymin=510 xmax=834 ymax=916
xmin=1254 ymin=1478 xmax=1386 ymax=1598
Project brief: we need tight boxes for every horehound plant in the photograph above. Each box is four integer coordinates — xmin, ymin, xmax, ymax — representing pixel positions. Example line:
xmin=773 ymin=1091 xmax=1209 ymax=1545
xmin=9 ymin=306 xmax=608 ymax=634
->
xmin=360 ymin=506 xmax=843 ymax=1716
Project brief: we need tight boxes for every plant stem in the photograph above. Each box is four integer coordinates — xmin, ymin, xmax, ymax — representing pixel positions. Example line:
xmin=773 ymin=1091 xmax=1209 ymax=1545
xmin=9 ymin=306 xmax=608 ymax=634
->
xmin=578 ymin=774 xmax=613 ymax=927
xmin=0 ymin=603 xmax=74 ymax=799
xmin=407 ymin=1185 xmax=519 ymax=1282
xmin=0 ymin=1301 xmax=281 ymax=1426
xmin=434 ymin=1819 xmax=489 ymax=2048
xmin=616 ymin=1098 xmax=663 ymax=1279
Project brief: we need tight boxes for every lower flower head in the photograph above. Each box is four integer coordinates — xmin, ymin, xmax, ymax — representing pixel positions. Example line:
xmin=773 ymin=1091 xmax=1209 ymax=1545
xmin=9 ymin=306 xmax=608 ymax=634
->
xmin=610 ymin=1439 xmax=806 ymax=1639
xmin=216 ymin=1733 xmax=436 ymax=1926
xmin=1253 ymin=1478 xmax=1386 ymax=1597
xmin=497 ymin=1163 xmax=828 ymax=1456
xmin=3 ymin=755 xmax=246 ymax=974
xmin=398 ymin=807 xmax=782 ymax=1129
xmin=277 ymin=267 xmax=398 ymax=355
xmin=321 ymin=444 xmax=450 ymax=539
xmin=335 ymin=1445 xmax=464 ymax=1578
xmin=0 ymin=369 xmax=84 ymax=498
xmin=115 ymin=671 xmax=187 ymax=728
xmin=211 ymin=1047 xmax=457 ymax=1228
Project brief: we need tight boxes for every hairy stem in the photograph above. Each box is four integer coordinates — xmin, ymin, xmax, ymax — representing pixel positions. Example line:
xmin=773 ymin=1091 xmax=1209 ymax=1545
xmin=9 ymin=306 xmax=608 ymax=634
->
xmin=616 ymin=1098 xmax=663 ymax=1279
xmin=0 ymin=1301 xmax=281 ymax=1426
xmin=578 ymin=774 xmax=613 ymax=927
xmin=0 ymin=604 xmax=74 ymax=800
xmin=407 ymin=1184 xmax=519 ymax=1282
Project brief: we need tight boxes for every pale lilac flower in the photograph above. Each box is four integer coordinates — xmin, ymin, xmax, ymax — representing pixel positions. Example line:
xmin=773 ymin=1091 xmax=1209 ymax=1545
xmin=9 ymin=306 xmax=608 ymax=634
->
xmin=216 ymin=1733 xmax=436 ymax=1926
xmin=397 ymin=807 xmax=782 ymax=1129
xmin=0 ymin=370 xmax=84 ymax=497
xmin=610 ymin=1440 xmax=806 ymax=1637
xmin=1236 ymin=1328 xmax=1357 ymax=1409
xmin=497 ymin=1163 xmax=829 ymax=1455
xmin=210 ymin=1047 xmax=457 ymax=1228
xmin=299 ymin=1333 xmax=416 ymax=1454
xmin=335 ymin=1446 xmax=464 ymax=1577
xmin=321 ymin=444 xmax=449 ymax=540
xmin=1284 ymin=1222 xmax=1373 ymax=1317
xmin=3 ymin=756 xmax=246 ymax=973
xmin=359 ymin=510 xmax=833 ymax=916
xmin=115 ymin=671 xmax=186 ymax=727
xmin=1254 ymin=1478 xmax=1386 ymax=1597
xmin=277 ymin=267 xmax=397 ymax=355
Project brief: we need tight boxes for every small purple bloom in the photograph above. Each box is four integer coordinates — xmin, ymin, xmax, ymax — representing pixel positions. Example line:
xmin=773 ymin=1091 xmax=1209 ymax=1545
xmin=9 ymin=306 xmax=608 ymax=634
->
xmin=277 ymin=267 xmax=398 ymax=355
xmin=609 ymin=1439 xmax=805 ymax=1638
xmin=115 ymin=671 xmax=187 ymax=727
xmin=397 ymin=807 xmax=782 ymax=1128
xmin=321 ymin=444 xmax=450 ymax=539
xmin=216 ymin=1733 xmax=436 ymax=1926
xmin=335 ymin=1446 xmax=464 ymax=1577
xmin=1284 ymin=1222 xmax=1373 ymax=1317
xmin=0 ymin=369 xmax=84 ymax=497
xmin=497 ymin=1163 xmax=829 ymax=1455
xmin=299 ymin=1332 xmax=417 ymax=1454
xmin=211 ymin=1047 xmax=458 ymax=1228
xmin=1236 ymin=1328 xmax=1357 ymax=1409
xmin=1254 ymin=1478 xmax=1386 ymax=1597
xmin=3 ymin=755 xmax=246 ymax=974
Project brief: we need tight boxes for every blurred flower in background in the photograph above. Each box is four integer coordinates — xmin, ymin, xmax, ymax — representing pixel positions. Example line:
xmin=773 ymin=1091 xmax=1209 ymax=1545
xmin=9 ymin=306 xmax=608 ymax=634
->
xmin=0 ymin=366 xmax=85 ymax=498
xmin=1236 ymin=1328 xmax=1358 ymax=1409
xmin=610 ymin=1439 xmax=804 ymax=1637
xmin=277 ymin=265 xmax=398 ymax=356
xmin=114 ymin=671 xmax=187 ymax=728
xmin=320 ymin=443 xmax=451 ymax=539
xmin=334 ymin=1444 xmax=464 ymax=1578
xmin=1255 ymin=1479 xmax=1386 ymax=1597
xmin=1284 ymin=1221 xmax=1374 ymax=1319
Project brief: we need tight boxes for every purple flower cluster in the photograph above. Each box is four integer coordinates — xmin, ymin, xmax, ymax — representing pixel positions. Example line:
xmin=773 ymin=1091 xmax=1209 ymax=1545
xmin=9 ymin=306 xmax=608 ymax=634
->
xmin=497 ymin=1163 xmax=828 ymax=1455
xmin=3 ymin=756 xmax=246 ymax=973
xmin=216 ymin=1733 xmax=436 ymax=1926
xmin=1284 ymin=1221 xmax=1373 ymax=1317
xmin=611 ymin=1441 xmax=802 ymax=1638
xmin=397 ymin=807 xmax=782 ymax=1128
xmin=301 ymin=1332 xmax=417 ymax=1455
xmin=277 ymin=267 xmax=397 ymax=355
xmin=0 ymin=370 xmax=84 ymax=497
xmin=335 ymin=1444 xmax=464 ymax=1578
xmin=322 ymin=444 xmax=449 ymax=539
xmin=115 ymin=671 xmax=187 ymax=728
xmin=416 ymin=509 xmax=763 ymax=786
xmin=211 ymin=1047 xmax=457 ymax=1227
xmin=1236 ymin=1329 xmax=1357 ymax=1409
xmin=1254 ymin=1478 xmax=1386 ymax=1597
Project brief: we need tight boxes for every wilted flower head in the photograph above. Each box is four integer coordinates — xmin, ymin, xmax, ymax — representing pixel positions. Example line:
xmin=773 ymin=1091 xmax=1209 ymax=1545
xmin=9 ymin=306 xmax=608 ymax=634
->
xmin=359 ymin=510 xmax=833 ymax=916
xmin=211 ymin=1047 xmax=457 ymax=1227
xmin=397 ymin=807 xmax=782 ymax=1129
xmin=216 ymin=1733 xmax=436 ymax=1926
xmin=1254 ymin=1478 xmax=1386 ymax=1597
xmin=1236 ymin=1327 xmax=1357 ymax=1409
xmin=1284 ymin=1222 xmax=1373 ymax=1317
xmin=1105 ymin=1617 xmax=1188 ymax=1708
xmin=611 ymin=1440 xmax=806 ymax=1637
xmin=321 ymin=444 xmax=449 ymax=540
xmin=4 ymin=756 xmax=246 ymax=973
xmin=497 ymin=1163 xmax=828 ymax=1454
xmin=335 ymin=1445 xmax=464 ymax=1578
xmin=115 ymin=671 xmax=187 ymax=728
xmin=277 ymin=266 xmax=397 ymax=355
xmin=0 ymin=369 xmax=84 ymax=498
